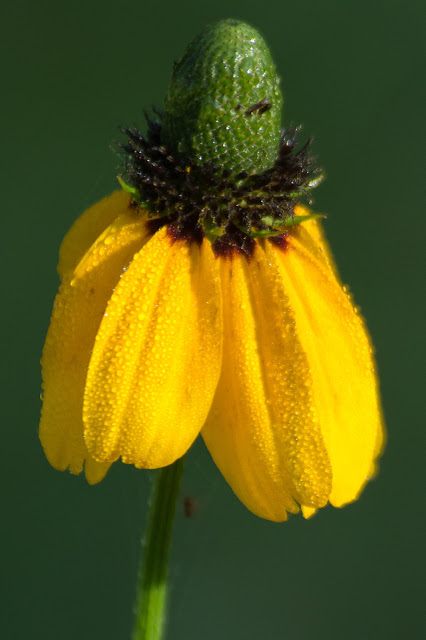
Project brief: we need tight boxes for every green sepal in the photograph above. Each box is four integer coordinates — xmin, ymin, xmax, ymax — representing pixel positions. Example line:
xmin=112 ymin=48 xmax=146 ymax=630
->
xmin=231 ymin=219 xmax=279 ymax=239
xmin=117 ymin=175 xmax=142 ymax=202
xmin=233 ymin=212 xmax=326 ymax=239
xmin=248 ymin=228 xmax=283 ymax=238
xmin=260 ymin=215 xmax=282 ymax=228
xmin=283 ymin=212 xmax=326 ymax=227
xmin=307 ymin=174 xmax=325 ymax=189
xmin=202 ymin=218 xmax=226 ymax=242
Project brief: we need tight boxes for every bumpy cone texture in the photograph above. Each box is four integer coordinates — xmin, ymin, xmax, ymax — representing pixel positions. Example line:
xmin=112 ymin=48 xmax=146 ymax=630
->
xmin=162 ymin=19 xmax=283 ymax=176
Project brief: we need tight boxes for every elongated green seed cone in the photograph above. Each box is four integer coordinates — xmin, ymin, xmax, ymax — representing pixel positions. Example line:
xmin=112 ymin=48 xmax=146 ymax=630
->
xmin=162 ymin=19 xmax=283 ymax=176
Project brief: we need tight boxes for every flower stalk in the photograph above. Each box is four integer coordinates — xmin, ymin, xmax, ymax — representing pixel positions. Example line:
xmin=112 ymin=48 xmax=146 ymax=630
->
xmin=132 ymin=457 xmax=185 ymax=640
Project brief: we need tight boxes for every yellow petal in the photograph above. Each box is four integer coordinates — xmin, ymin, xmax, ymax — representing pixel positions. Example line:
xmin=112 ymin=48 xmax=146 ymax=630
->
xmin=269 ymin=213 xmax=385 ymax=507
xmin=202 ymin=245 xmax=332 ymax=522
xmin=83 ymin=229 xmax=222 ymax=469
xmin=58 ymin=190 xmax=132 ymax=279
xmin=40 ymin=207 xmax=150 ymax=482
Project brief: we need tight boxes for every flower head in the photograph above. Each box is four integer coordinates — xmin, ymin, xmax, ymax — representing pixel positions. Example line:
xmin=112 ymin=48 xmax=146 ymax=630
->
xmin=40 ymin=20 xmax=384 ymax=521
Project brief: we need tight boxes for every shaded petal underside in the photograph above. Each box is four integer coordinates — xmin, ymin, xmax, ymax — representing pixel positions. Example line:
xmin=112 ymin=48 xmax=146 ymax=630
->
xmin=58 ymin=190 xmax=131 ymax=279
xmin=40 ymin=202 xmax=149 ymax=484
xmin=83 ymin=230 xmax=223 ymax=469
xmin=202 ymin=243 xmax=332 ymax=522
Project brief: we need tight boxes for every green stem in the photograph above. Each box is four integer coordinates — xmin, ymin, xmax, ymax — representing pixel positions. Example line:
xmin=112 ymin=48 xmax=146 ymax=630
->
xmin=132 ymin=457 xmax=185 ymax=640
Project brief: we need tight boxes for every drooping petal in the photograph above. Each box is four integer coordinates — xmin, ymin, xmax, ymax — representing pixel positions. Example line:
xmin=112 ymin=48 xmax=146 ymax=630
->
xmin=58 ymin=190 xmax=131 ymax=279
xmin=202 ymin=245 xmax=332 ymax=522
xmin=83 ymin=229 xmax=222 ymax=469
xmin=40 ymin=205 xmax=150 ymax=482
xmin=301 ymin=505 xmax=317 ymax=519
xmin=269 ymin=210 xmax=384 ymax=509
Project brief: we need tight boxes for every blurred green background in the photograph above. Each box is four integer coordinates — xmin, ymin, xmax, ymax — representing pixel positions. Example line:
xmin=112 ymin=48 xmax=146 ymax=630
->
xmin=2 ymin=1 xmax=424 ymax=638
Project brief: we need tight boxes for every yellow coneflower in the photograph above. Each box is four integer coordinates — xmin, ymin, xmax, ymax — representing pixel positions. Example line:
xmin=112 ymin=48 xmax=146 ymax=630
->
xmin=40 ymin=19 xmax=384 ymax=522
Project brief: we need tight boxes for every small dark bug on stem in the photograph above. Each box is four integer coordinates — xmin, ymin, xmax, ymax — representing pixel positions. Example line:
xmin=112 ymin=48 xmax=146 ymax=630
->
xmin=245 ymin=99 xmax=271 ymax=116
